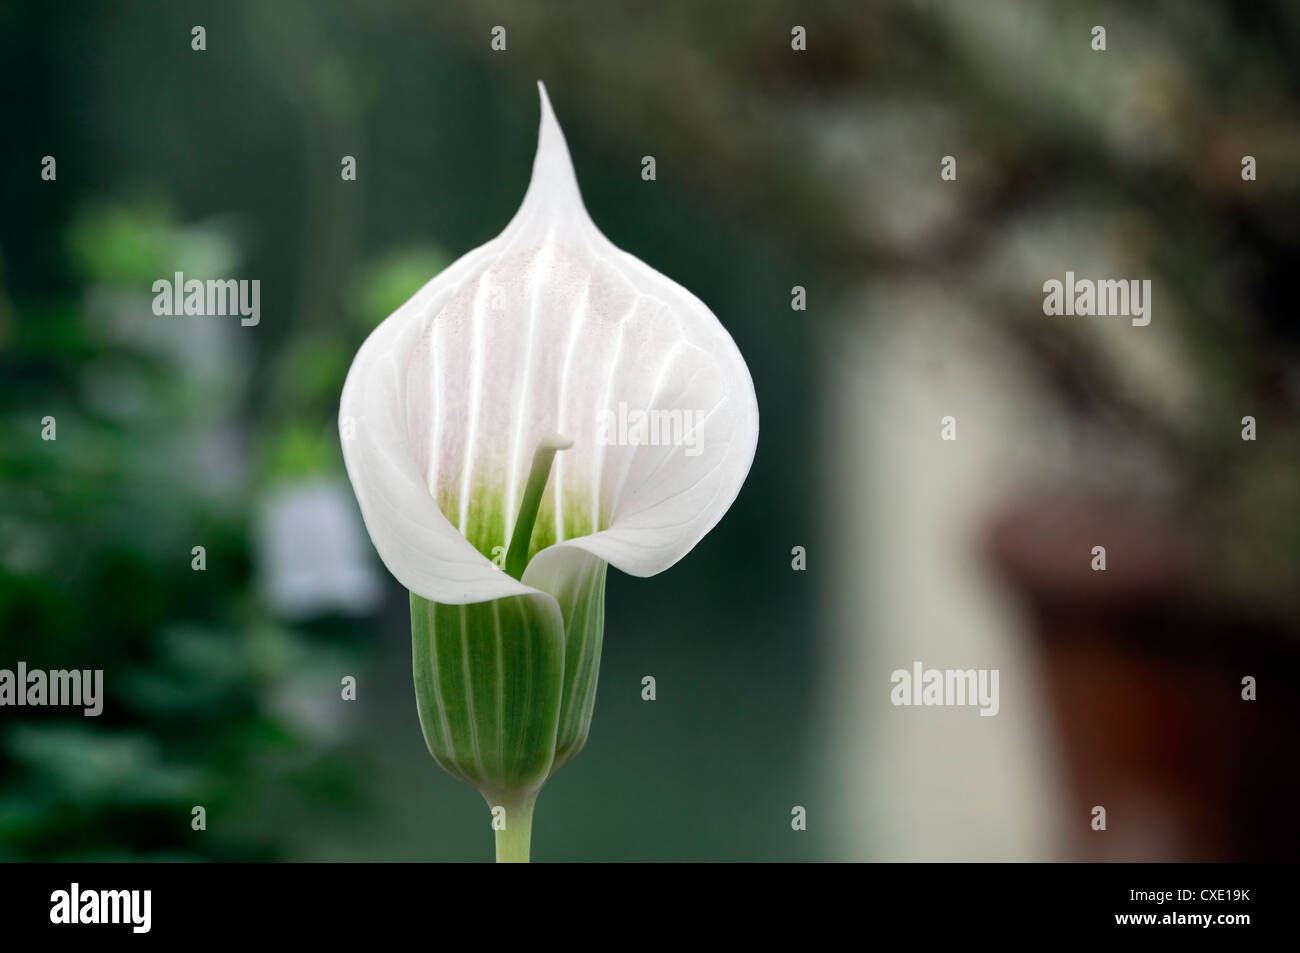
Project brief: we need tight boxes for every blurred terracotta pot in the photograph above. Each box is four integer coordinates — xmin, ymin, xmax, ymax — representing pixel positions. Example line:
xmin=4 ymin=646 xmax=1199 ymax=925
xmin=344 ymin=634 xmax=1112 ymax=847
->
xmin=985 ymin=495 xmax=1300 ymax=862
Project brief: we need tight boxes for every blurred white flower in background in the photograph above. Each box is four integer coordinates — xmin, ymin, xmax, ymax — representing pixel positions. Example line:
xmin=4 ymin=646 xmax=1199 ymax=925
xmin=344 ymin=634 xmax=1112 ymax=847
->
xmin=256 ymin=477 xmax=382 ymax=618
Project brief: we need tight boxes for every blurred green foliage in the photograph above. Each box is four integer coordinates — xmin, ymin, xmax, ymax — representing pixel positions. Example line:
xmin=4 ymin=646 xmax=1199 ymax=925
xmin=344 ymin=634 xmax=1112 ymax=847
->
xmin=352 ymin=246 xmax=451 ymax=329
xmin=0 ymin=207 xmax=367 ymax=861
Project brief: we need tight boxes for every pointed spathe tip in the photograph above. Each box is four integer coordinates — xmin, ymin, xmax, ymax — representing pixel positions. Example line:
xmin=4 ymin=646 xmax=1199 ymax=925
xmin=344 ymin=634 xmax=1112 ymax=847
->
xmin=522 ymin=80 xmax=587 ymax=220
xmin=535 ymin=81 xmax=562 ymax=156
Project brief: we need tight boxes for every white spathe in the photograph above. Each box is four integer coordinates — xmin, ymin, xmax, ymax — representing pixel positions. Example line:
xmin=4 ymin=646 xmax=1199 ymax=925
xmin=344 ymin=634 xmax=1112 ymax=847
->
xmin=340 ymin=83 xmax=758 ymax=605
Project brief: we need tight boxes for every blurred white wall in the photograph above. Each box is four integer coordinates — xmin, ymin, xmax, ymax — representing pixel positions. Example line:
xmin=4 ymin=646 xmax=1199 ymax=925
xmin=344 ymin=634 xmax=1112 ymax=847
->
xmin=816 ymin=286 xmax=1067 ymax=861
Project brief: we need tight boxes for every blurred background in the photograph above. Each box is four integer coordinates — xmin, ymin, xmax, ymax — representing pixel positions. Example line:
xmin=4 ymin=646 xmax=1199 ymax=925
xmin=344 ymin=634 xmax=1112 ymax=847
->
xmin=1 ymin=0 xmax=1297 ymax=861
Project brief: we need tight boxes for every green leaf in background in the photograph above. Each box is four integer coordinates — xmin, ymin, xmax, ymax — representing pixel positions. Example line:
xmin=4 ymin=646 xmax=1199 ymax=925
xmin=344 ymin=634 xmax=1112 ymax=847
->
xmin=67 ymin=203 xmax=240 ymax=287
xmin=351 ymin=245 xmax=450 ymax=328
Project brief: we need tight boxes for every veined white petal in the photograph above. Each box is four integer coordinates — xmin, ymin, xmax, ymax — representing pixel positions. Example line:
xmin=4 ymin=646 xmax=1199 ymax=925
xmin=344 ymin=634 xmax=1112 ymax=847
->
xmin=340 ymin=82 xmax=758 ymax=604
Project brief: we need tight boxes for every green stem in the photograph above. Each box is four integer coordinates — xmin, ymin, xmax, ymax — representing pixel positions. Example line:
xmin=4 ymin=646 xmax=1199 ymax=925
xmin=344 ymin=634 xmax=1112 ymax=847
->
xmin=494 ymin=794 xmax=537 ymax=863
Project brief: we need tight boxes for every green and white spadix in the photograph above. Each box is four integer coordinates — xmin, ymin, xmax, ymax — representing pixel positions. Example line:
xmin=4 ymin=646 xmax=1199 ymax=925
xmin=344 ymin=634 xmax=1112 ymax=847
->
xmin=339 ymin=82 xmax=759 ymax=861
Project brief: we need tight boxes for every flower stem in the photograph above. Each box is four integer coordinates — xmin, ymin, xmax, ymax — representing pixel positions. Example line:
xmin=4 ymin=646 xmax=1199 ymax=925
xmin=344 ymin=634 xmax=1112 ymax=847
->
xmin=494 ymin=794 xmax=537 ymax=863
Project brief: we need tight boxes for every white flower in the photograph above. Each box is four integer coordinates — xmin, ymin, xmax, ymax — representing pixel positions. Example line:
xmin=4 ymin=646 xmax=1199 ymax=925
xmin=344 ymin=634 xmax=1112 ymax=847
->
xmin=341 ymin=82 xmax=756 ymax=599
xmin=338 ymin=83 xmax=757 ymax=856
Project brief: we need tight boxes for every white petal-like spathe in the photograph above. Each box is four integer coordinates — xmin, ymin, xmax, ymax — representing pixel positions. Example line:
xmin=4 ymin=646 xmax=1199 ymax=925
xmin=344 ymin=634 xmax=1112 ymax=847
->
xmin=340 ymin=82 xmax=758 ymax=605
